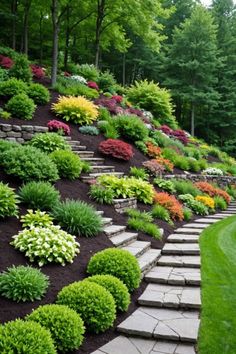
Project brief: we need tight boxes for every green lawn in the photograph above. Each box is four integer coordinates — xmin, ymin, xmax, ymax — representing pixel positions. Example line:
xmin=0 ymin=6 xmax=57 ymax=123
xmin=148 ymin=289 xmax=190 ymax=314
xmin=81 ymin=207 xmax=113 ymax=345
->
xmin=199 ymin=216 xmax=236 ymax=354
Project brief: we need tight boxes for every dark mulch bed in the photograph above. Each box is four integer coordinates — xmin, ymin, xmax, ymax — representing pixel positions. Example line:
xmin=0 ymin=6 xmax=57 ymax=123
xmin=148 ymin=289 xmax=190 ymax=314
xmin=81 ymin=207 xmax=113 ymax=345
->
xmin=0 ymin=80 xmax=204 ymax=353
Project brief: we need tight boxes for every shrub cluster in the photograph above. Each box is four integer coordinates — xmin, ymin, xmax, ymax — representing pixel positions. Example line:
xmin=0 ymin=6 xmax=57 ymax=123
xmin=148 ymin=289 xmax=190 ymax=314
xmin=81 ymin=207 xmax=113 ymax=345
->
xmin=129 ymin=166 xmax=149 ymax=180
xmin=27 ymin=304 xmax=85 ymax=352
xmin=0 ymin=265 xmax=49 ymax=302
xmin=50 ymin=150 xmax=83 ymax=180
xmin=5 ymin=93 xmax=36 ymax=120
xmin=27 ymin=83 xmax=50 ymax=104
xmin=195 ymin=195 xmax=215 ymax=210
xmin=87 ymin=248 xmax=141 ymax=291
xmin=29 ymin=132 xmax=71 ymax=153
xmin=99 ymin=139 xmax=134 ymax=161
xmin=20 ymin=210 xmax=53 ymax=228
xmin=52 ymin=199 xmax=103 ymax=237
xmin=179 ymin=194 xmax=209 ymax=215
xmin=0 ymin=182 xmax=18 ymax=218
xmin=143 ymin=159 xmax=165 ymax=176
xmin=115 ymin=114 xmax=149 ymax=142
xmin=153 ymin=178 xmax=176 ymax=193
xmin=146 ymin=142 xmax=162 ymax=158
xmin=57 ymin=280 xmax=116 ymax=333
xmin=47 ymin=119 xmax=71 ymax=135
xmin=154 ymin=192 xmax=184 ymax=221
xmin=195 ymin=182 xmax=231 ymax=203
xmin=11 ymin=225 xmax=80 ymax=266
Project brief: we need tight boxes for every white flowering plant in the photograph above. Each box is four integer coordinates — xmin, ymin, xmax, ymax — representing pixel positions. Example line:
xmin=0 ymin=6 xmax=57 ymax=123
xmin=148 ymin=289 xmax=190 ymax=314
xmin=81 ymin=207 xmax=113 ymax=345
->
xmin=11 ymin=225 xmax=80 ymax=266
xmin=202 ymin=167 xmax=224 ymax=176
xmin=70 ymin=75 xmax=87 ymax=84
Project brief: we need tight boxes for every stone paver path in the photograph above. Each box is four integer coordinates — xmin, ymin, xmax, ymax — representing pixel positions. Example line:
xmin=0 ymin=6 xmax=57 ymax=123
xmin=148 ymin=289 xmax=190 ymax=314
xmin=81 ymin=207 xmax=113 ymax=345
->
xmin=92 ymin=206 xmax=236 ymax=353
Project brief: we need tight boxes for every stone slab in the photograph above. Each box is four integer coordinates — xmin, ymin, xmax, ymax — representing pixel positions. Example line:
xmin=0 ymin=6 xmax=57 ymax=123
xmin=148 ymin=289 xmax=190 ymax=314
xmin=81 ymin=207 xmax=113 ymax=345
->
xmin=194 ymin=218 xmax=221 ymax=223
xmin=110 ymin=232 xmax=137 ymax=247
xmin=167 ymin=234 xmax=199 ymax=243
xmin=138 ymin=249 xmax=161 ymax=272
xmin=121 ymin=240 xmax=151 ymax=257
xmin=103 ymin=224 xmax=126 ymax=236
xmin=117 ymin=307 xmax=200 ymax=343
xmin=158 ymin=255 xmax=200 ymax=268
xmin=174 ymin=228 xmax=203 ymax=234
xmin=162 ymin=243 xmax=200 ymax=255
xmin=91 ymin=336 xmax=195 ymax=354
xmin=138 ymin=283 xmax=201 ymax=309
xmin=182 ymin=223 xmax=209 ymax=229
xmin=145 ymin=266 xmax=200 ymax=285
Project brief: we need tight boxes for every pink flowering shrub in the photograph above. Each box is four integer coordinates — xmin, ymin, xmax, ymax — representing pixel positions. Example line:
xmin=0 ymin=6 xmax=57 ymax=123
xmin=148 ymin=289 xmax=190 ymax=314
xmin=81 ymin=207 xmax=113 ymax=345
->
xmin=0 ymin=55 xmax=14 ymax=69
xmin=159 ymin=125 xmax=189 ymax=145
xmin=47 ymin=120 xmax=71 ymax=136
xmin=111 ymin=95 xmax=123 ymax=104
xmin=30 ymin=64 xmax=45 ymax=79
xmin=87 ymin=81 xmax=99 ymax=90
xmin=99 ymin=139 xmax=134 ymax=161
xmin=142 ymin=160 xmax=165 ymax=176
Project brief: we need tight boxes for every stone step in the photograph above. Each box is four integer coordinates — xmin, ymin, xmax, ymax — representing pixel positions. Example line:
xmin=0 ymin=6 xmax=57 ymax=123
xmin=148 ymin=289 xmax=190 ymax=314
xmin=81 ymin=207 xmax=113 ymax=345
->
xmin=158 ymin=255 xmax=201 ymax=268
xmin=101 ymin=217 xmax=113 ymax=226
xmin=81 ymin=172 xmax=124 ymax=181
xmin=71 ymin=145 xmax=87 ymax=151
xmin=221 ymin=210 xmax=236 ymax=213
xmin=68 ymin=140 xmax=80 ymax=145
xmin=194 ymin=218 xmax=221 ymax=223
xmin=117 ymin=307 xmax=200 ymax=343
xmin=145 ymin=266 xmax=201 ymax=286
xmin=103 ymin=224 xmax=126 ymax=237
xmin=138 ymin=249 xmax=161 ymax=274
xmin=80 ymin=157 xmax=105 ymax=165
xmin=121 ymin=240 xmax=151 ymax=257
xmin=174 ymin=228 xmax=203 ymax=234
xmin=138 ymin=284 xmax=201 ymax=310
xmin=91 ymin=165 xmax=115 ymax=173
xmin=167 ymin=234 xmax=199 ymax=243
xmin=182 ymin=223 xmax=209 ymax=229
xmin=209 ymin=214 xmax=233 ymax=218
xmin=110 ymin=232 xmax=138 ymax=247
xmin=96 ymin=210 xmax=104 ymax=216
xmin=91 ymin=336 xmax=196 ymax=354
xmin=162 ymin=243 xmax=200 ymax=255
xmin=74 ymin=151 xmax=94 ymax=158
xmin=64 ymin=136 xmax=72 ymax=141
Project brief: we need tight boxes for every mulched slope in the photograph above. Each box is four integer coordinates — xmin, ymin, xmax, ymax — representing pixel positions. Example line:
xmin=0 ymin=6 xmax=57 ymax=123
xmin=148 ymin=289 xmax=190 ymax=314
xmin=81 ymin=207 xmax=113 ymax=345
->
xmin=0 ymin=83 xmax=206 ymax=353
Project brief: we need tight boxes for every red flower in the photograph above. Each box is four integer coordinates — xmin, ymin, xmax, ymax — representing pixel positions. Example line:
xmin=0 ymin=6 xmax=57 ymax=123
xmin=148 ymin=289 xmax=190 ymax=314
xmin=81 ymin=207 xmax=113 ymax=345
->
xmin=30 ymin=64 xmax=45 ymax=79
xmin=47 ymin=120 xmax=71 ymax=136
xmin=0 ymin=55 xmax=13 ymax=69
xmin=111 ymin=95 xmax=123 ymax=103
xmin=87 ymin=81 xmax=99 ymax=90
xmin=64 ymin=71 xmax=71 ymax=77
xmin=99 ymin=139 xmax=133 ymax=161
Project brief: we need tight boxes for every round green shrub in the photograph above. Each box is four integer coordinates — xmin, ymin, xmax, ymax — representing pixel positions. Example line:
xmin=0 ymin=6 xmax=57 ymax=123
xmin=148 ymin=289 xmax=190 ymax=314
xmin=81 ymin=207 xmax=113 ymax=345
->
xmin=0 ymin=319 xmax=56 ymax=354
xmin=52 ymin=199 xmax=103 ymax=237
xmin=9 ymin=54 xmax=32 ymax=82
xmin=27 ymin=83 xmax=50 ymax=104
xmin=1 ymin=145 xmax=59 ymax=182
xmin=56 ymin=280 xmax=116 ymax=333
xmin=19 ymin=181 xmax=60 ymax=211
xmin=0 ymin=139 xmax=18 ymax=156
xmin=87 ymin=248 xmax=141 ymax=292
xmin=29 ymin=132 xmax=71 ymax=153
xmin=27 ymin=304 xmax=85 ymax=352
xmin=115 ymin=114 xmax=149 ymax=142
xmin=0 ymin=78 xmax=28 ymax=97
xmin=0 ymin=182 xmax=18 ymax=218
xmin=50 ymin=150 xmax=82 ymax=180
xmin=87 ymin=274 xmax=130 ymax=311
xmin=5 ymin=93 xmax=36 ymax=120
xmin=0 ymin=265 xmax=49 ymax=302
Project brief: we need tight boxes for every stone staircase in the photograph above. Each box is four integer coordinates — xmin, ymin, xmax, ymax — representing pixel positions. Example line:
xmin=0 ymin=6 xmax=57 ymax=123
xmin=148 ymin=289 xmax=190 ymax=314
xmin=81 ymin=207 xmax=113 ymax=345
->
xmin=92 ymin=202 xmax=236 ymax=354
xmin=65 ymin=136 xmax=124 ymax=181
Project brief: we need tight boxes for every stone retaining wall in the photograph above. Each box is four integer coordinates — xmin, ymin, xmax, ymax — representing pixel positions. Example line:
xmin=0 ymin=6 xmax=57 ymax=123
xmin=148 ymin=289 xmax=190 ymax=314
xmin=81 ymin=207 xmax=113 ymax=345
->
xmin=164 ymin=173 xmax=236 ymax=187
xmin=113 ymin=198 xmax=137 ymax=214
xmin=0 ymin=123 xmax=48 ymax=143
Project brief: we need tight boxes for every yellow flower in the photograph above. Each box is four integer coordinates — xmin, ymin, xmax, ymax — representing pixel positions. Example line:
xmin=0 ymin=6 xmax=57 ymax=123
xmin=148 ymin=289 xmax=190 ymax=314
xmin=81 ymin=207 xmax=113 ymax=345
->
xmin=195 ymin=195 xmax=215 ymax=209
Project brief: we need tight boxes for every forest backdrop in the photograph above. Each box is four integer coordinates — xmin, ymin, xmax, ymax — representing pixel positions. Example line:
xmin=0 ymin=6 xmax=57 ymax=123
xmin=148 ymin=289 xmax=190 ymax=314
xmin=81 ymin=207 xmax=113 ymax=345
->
xmin=0 ymin=0 xmax=236 ymax=153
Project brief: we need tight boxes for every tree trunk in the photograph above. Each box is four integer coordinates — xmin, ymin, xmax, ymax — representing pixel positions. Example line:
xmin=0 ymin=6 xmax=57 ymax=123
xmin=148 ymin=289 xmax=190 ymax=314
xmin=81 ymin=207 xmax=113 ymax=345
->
xmin=95 ymin=0 xmax=105 ymax=68
xmin=122 ymin=52 xmax=126 ymax=86
xmin=23 ymin=0 xmax=32 ymax=55
xmin=39 ymin=12 xmax=43 ymax=64
xmin=51 ymin=0 xmax=59 ymax=86
xmin=11 ymin=0 xmax=17 ymax=50
xmin=191 ymin=102 xmax=195 ymax=136
xmin=64 ymin=6 xmax=70 ymax=70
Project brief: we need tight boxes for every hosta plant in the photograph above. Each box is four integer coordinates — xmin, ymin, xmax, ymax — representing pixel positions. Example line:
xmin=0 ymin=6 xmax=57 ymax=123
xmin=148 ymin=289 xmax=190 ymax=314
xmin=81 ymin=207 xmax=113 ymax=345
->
xmin=202 ymin=167 xmax=224 ymax=176
xmin=0 ymin=265 xmax=49 ymax=302
xmin=29 ymin=132 xmax=71 ymax=153
xmin=11 ymin=225 xmax=80 ymax=266
xmin=52 ymin=95 xmax=99 ymax=125
xmin=20 ymin=210 xmax=53 ymax=228
xmin=0 ymin=182 xmax=18 ymax=218
xmin=27 ymin=304 xmax=85 ymax=352
xmin=153 ymin=178 xmax=176 ymax=193
xmin=179 ymin=194 xmax=209 ymax=215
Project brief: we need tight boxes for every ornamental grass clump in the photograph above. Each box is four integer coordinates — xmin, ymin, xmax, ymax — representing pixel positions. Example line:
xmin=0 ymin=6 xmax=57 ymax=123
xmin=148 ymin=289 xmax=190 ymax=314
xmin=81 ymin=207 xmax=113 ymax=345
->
xmin=18 ymin=181 xmax=60 ymax=211
xmin=214 ymin=196 xmax=227 ymax=210
xmin=52 ymin=95 xmax=99 ymax=125
xmin=0 ymin=320 xmax=56 ymax=354
xmin=29 ymin=132 xmax=71 ymax=153
xmin=52 ymin=199 xmax=103 ymax=237
xmin=27 ymin=304 xmax=85 ymax=352
xmin=0 ymin=182 xmax=18 ymax=218
xmin=151 ymin=204 xmax=172 ymax=223
xmin=87 ymin=248 xmax=141 ymax=292
xmin=57 ymin=280 xmax=116 ymax=333
xmin=89 ymin=184 xmax=115 ymax=204
xmin=0 ymin=265 xmax=49 ymax=302
xmin=11 ymin=225 xmax=80 ymax=266
xmin=87 ymin=275 xmax=130 ymax=312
